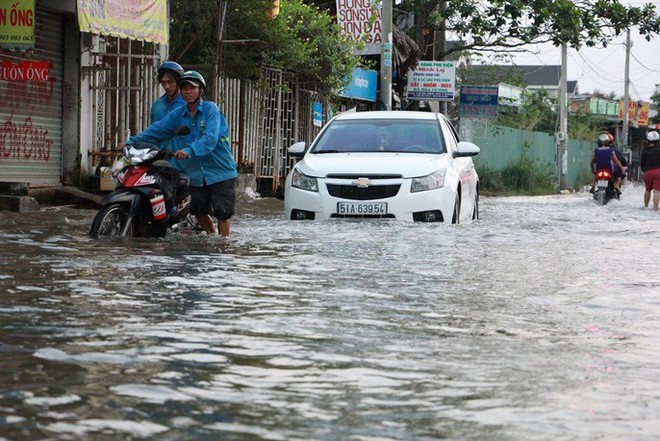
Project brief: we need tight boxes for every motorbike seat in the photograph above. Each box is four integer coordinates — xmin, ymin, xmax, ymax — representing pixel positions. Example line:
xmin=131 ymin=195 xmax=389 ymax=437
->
xmin=178 ymin=174 xmax=190 ymax=187
xmin=153 ymin=159 xmax=175 ymax=168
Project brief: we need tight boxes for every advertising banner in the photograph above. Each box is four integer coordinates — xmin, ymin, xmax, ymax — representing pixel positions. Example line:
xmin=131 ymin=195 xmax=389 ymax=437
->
xmin=1 ymin=60 xmax=49 ymax=82
xmin=313 ymin=102 xmax=323 ymax=127
xmin=459 ymin=86 xmax=498 ymax=118
xmin=618 ymin=100 xmax=650 ymax=127
xmin=0 ymin=0 xmax=35 ymax=49
xmin=336 ymin=0 xmax=381 ymax=55
xmin=338 ymin=67 xmax=378 ymax=102
xmin=77 ymin=0 xmax=168 ymax=45
xmin=407 ymin=61 xmax=456 ymax=101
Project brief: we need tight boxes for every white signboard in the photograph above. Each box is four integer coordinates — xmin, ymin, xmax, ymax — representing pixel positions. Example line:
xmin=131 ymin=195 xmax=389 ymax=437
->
xmin=407 ymin=61 xmax=456 ymax=101
xmin=336 ymin=0 xmax=381 ymax=55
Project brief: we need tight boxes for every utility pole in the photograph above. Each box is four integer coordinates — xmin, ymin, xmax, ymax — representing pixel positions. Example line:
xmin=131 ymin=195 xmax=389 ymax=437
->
xmin=379 ymin=0 xmax=393 ymax=110
xmin=213 ymin=0 xmax=228 ymax=103
xmin=558 ymin=43 xmax=568 ymax=190
xmin=622 ymin=28 xmax=631 ymax=149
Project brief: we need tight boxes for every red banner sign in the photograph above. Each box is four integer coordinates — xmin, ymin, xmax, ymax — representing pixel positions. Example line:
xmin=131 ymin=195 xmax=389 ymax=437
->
xmin=1 ymin=60 xmax=50 ymax=82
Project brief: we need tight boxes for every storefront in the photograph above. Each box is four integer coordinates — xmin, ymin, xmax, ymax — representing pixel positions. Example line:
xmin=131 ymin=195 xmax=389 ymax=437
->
xmin=0 ymin=2 xmax=70 ymax=186
xmin=0 ymin=0 xmax=166 ymax=189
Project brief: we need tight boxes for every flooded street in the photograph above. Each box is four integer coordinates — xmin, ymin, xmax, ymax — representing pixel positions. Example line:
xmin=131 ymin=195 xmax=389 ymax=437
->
xmin=1 ymin=184 xmax=659 ymax=440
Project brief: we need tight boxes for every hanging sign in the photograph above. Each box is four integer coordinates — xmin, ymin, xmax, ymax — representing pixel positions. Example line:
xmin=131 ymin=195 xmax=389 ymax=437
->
xmin=338 ymin=67 xmax=377 ymax=102
xmin=1 ymin=60 xmax=50 ymax=82
xmin=0 ymin=0 xmax=35 ymax=49
xmin=313 ymin=102 xmax=323 ymax=127
xmin=77 ymin=0 xmax=168 ymax=45
xmin=407 ymin=61 xmax=456 ymax=101
xmin=336 ymin=0 xmax=381 ymax=55
xmin=459 ymin=86 xmax=499 ymax=118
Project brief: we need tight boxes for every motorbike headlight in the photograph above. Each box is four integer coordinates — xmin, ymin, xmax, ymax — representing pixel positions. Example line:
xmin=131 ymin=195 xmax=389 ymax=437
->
xmin=291 ymin=168 xmax=318 ymax=192
xmin=411 ymin=169 xmax=445 ymax=193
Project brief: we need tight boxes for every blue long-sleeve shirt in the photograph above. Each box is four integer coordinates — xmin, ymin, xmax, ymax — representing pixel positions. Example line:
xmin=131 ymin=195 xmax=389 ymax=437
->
xmin=128 ymin=99 xmax=238 ymax=187
xmin=150 ymin=93 xmax=185 ymax=151
xmin=151 ymin=93 xmax=186 ymax=124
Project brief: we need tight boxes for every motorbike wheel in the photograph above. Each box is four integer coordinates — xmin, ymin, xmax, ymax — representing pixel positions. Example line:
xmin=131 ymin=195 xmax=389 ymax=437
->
xmin=595 ymin=190 xmax=606 ymax=206
xmin=90 ymin=203 xmax=134 ymax=238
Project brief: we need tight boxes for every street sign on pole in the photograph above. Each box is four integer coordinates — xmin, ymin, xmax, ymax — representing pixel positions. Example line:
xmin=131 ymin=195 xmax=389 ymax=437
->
xmin=458 ymin=86 xmax=499 ymax=118
xmin=406 ymin=61 xmax=456 ymax=101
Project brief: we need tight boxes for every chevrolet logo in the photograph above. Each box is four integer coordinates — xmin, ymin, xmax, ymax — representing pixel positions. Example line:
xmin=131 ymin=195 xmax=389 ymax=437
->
xmin=353 ymin=177 xmax=371 ymax=188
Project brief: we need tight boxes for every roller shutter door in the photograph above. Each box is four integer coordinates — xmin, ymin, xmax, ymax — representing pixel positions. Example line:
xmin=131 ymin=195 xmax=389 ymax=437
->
xmin=0 ymin=9 xmax=64 ymax=186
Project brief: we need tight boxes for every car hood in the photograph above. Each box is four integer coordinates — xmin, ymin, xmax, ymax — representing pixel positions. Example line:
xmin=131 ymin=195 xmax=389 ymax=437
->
xmin=298 ymin=152 xmax=452 ymax=178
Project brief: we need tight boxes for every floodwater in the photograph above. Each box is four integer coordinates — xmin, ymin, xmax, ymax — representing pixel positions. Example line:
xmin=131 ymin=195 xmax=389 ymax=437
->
xmin=1 ymin=184 xmax=659 ymax=440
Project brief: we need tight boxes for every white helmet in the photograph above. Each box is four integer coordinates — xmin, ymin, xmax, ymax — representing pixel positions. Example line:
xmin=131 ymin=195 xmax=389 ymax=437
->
xmin=647 ymin=131 xmax=659 ymax=143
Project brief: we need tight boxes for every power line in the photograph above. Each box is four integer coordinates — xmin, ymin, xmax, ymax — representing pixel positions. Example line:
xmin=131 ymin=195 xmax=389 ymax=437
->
xmin=629 ymin=51 xmax=660 ymax=73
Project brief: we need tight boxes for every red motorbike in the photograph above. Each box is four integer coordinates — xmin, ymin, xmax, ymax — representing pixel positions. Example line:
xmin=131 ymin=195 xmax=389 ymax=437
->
xmin=89 ymin=127 xmax=194 ymax=238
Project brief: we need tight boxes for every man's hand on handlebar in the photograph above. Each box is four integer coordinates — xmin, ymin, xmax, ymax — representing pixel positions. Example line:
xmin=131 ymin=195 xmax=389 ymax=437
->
xmin=173 ymin=150 xmax=190 ymax=160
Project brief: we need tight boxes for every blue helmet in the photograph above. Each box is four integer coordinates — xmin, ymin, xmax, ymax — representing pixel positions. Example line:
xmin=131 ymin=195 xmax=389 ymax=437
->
xmin=157 ymin=61 xmax=184 ymax=82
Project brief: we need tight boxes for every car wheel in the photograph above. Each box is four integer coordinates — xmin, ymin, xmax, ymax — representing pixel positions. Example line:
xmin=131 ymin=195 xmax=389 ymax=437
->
xmin=472 ymin=191 xmax=479 ymax=220
xmin=451 ymin=193 xmax=460 ymax=224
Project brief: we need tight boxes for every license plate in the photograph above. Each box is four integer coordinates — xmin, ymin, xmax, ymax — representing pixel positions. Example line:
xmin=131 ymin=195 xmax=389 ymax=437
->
xmin=337 ymin=202 xmax=388 ymax=215
xmin=597 ymin=180 xmax=609 ymax=187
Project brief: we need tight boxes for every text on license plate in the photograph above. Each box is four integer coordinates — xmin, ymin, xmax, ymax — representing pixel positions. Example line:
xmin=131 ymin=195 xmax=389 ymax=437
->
xmin=337 ymin=202 xmax=388 ymax=215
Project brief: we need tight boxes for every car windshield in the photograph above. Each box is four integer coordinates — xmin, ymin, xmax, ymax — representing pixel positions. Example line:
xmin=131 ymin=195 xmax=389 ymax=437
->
xmin=312 ymin=119 xmax=446 ymax=154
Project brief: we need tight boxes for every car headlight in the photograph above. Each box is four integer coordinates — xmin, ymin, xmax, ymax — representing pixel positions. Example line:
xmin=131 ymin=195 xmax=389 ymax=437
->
xmin=411 ymin=169 xmax=445 ymax=192
xmin=291 ymin=168 xmax=318 ymax=192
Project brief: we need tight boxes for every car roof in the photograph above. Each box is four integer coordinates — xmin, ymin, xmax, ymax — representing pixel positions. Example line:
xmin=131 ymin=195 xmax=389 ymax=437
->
xmin=332 ymin=110 xmax=442 ymax=122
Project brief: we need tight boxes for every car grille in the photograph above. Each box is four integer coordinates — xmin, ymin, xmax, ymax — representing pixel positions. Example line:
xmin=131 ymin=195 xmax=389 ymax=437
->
xmin=326 ymin=174 xmax=402 ymax=179
xmin=326 ymin=184 xmax=400 ymax=200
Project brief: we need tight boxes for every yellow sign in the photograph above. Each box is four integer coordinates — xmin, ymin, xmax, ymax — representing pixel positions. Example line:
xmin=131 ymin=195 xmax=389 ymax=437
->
xmin=0 ymin=0 xmax=36 ymax=49
xmin=618 ymin=100 xmax=650 ymax=127
xmin=77 ymin=0 xmax=168 ymax=45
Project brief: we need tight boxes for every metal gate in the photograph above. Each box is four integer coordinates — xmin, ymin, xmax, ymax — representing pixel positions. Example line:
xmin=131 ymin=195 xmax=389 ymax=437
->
xmin=81 ymin=35 xmax=162 ymax=170
xmin=255 ymin=68 xmax=297 ymax=193
xmin=217 ymin=67 xmax=322 ymax=195
xmin=0 ymin=10 xmax=64 ymax=186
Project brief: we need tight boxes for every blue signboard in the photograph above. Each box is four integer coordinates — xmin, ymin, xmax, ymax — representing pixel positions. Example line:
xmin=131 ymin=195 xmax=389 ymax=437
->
xmin=338 ymin=67 xmax=378 ymax=102
xmin=459 ymin=85 xmax=499 ymax=118
xmin=313 ymin=102 xmax=323 ymax=127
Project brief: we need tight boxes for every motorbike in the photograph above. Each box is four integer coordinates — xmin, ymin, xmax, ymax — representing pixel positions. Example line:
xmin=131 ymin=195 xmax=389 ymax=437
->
xmin=89 ymin=126 xmax=194 ymax=238
xmin=592 ymin=168 xmax=618 ymax=206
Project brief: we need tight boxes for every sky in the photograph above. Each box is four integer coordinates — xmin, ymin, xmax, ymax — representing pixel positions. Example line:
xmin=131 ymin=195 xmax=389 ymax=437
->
xmin=510 ymin=30 xmax=659 ymax=102
xmin=508 ymin=0 xmax=660 ymax=102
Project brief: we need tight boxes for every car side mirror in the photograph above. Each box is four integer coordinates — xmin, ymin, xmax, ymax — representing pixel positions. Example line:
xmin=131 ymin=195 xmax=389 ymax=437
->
xmin=454 ymin=141 xmax=480 ymax=157
xmin=288 ymin=141 xmax=307 ymax=158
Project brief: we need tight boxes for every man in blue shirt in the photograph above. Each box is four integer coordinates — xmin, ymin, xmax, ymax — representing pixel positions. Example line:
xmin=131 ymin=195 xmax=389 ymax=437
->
xmin=151 ymin=61 xmax=186 ymax=124
xmin=126 ymin=71 xmax=238 ymax=237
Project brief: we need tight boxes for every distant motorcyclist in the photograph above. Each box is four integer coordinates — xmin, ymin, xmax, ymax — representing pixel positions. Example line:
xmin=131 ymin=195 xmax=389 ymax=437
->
xmin=590 ymin=133 xmax=626 ymax=194
xmin=608 ymin=133 xmax=628 ymax=194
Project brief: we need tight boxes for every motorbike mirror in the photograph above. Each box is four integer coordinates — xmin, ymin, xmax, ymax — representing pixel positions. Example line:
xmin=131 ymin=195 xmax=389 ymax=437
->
xmin=162 ymin=125 xmax=191 ymax=138
xmin=174 ymin=126 xmax=190 ymax=136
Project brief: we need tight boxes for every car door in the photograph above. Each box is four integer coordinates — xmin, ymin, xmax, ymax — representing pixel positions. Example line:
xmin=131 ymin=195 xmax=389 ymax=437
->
xmin=441 ymin=117 xmax=476 ymax=220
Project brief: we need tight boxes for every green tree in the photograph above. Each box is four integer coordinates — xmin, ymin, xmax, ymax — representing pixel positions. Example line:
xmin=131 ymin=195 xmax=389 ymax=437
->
xmin=651 ymin=84 xmax=660 ymax=124
xmin=169 ymin=0 xmax=360 ymax=100
xmin=494 ymin=89 xmax=557 ymax=133
xmin=394 ymin=0 xmax=660 ymax=61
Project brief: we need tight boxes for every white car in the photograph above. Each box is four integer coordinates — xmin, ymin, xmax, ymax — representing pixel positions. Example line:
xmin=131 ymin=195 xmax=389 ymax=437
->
xmin=284 ymin=111 xmax=480 ymax=223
